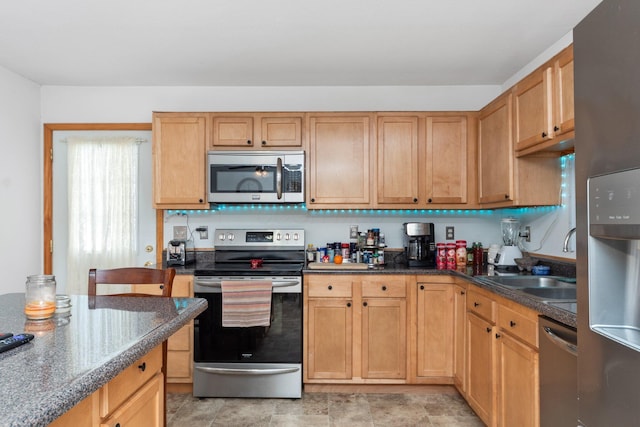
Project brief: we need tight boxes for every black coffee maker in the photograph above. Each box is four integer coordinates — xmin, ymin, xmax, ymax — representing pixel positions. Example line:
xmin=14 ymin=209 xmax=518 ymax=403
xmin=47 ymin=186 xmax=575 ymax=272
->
xmin=403 ymin=222 xmax=436 ymax=267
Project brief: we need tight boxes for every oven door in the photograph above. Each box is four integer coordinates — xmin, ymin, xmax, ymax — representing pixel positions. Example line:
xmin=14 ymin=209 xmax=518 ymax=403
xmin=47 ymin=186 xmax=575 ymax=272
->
xmin=193 ymin=277 xmax=302 ymax=364
xmin=207 ymin=151 xmax=304 ymax=203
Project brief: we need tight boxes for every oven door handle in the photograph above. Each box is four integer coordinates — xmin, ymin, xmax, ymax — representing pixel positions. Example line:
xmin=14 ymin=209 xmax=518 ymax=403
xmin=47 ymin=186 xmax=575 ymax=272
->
xmin=195 ymin=366 xmax=299 ymax=376
xmin=194 ymin=279 xmax=300 ymax=288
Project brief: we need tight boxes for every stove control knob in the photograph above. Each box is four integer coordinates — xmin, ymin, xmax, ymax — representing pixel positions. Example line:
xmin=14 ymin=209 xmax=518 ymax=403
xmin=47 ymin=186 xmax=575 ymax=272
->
xmin=285 ymin=233 xmax=290 ymax=240
xmin=227 ymin=233 xmax=235 ymax=241
xmin=276 ymin=233 xmax=281 ymax=241
xmin=218 ymin=233 xmax=226 ymax=241
xmin=293 ymin=233 xmax=299 ymax=240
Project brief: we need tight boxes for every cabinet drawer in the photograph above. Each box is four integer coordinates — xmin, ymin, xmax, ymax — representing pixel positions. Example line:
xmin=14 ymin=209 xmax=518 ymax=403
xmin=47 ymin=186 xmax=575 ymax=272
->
xmin=100 ymin=345 xmax=163 ymax=417
xmin=307 ymin=276 xmax=353 ymax=297
xmin=497 ymin=304 xmax=538 ymax=348
xmin=466 ymin=289 xmax=495 ymax=322
xmin=362 ymin=276 xmax=406 ymax=298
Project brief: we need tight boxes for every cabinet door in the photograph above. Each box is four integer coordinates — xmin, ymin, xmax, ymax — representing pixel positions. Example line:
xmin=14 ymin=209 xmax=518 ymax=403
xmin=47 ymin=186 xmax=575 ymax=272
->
xmin=306 ymin=298 xmax=353 ymax=379
xmin=416 ymin=283 xmax=453 ymax=378
xmin=259 ymin=115 xmax=303 ymax=147
xmin=425 ymin=115 xmax=468 ymax=204
xmin=553 ymin=45 xmax=574 ymax=137
xmin=152 ymin=114 xmax=207 ymax=208
xmin=478 ymin=93 xmax=514 ymax=205
xmin=100 ymin=372 xmax=164 ymax=427
xmin=211 ymin=115 xmax=254 ymax=147
xmin=376 ymin=115 xmax=419 ymax=205
xmin=513 ymin=68 xmax=553 ymax=152
xmin=49 ymin=391 xmax=99 ymax=427
xmin=466 ymin=312 xmax=494 ymax=426
xmin=307 ymin=114 xmax=372 ymax=207
xmin=361 ymin=297 xmax=407 ymax=379
xmin=496 ymin=332 xmax=539 ymax=427
xmin=453 ymin=284 xmax=467 ymax=390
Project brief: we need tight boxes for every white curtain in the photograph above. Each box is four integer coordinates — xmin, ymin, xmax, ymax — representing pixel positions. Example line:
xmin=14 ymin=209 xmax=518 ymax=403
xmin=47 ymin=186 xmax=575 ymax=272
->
xmin=66 ymin=136 xmax=139 ymax=295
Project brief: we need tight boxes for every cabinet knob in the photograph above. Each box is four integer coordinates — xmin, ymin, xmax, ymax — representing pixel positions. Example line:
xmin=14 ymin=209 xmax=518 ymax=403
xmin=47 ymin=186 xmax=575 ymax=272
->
xmin=542 ymin=132 xmax=548 ymax=138
xmin=510 ymin=320 xmax=516 ymax=327
xmin=115 ymin=424 xmax=121 ymax=427
xmin=420 ymin=285 xmax=425 ymax=290
xmin=138 ymin=362 xmax=146 ymax=372
xmin=198 ymin=198 xmax=204 ymax=203
xmin=504 ymin=194 xmax=510 ymax=199
xmin=460 ymin=290 xmax=466 ymax=295
xmin=427 ymin=198 xmax=433 ymax=203
xmin=246 ymin=140 xmax=252 ymax=145
xmin=413 ymin=198 xmax=418 ymax=203
xmin=381 ymin=285 xmax=387 ymax=291
xmin=554 ymin=125 xmax=560 ymax=132
xmin=327 ymin=285 xmax=332 ymax=290
xmin=363 ymin=301 xmax=368 ymax=307
xmin=495 ymin=333 xmax=501 ymax=339
xmin=310 ymin=198 xmax=315 ymax=203
xmin=474 ymin=302 xmax=480 ymax=307
xmin=486 ymin=327 xmax=492 ymax=333
xmin=347 ymin=302 xmax=351 ymax=307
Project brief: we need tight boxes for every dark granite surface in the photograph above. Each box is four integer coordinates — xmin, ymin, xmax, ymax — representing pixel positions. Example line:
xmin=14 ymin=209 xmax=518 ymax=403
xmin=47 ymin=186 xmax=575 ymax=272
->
xmin=0 ymin=293 xmax=207 ymax=427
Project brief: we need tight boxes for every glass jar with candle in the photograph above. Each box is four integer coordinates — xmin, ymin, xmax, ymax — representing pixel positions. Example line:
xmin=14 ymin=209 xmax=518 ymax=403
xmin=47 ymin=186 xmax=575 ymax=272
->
xmin=24 ymin=275 xmax=57 ymax=320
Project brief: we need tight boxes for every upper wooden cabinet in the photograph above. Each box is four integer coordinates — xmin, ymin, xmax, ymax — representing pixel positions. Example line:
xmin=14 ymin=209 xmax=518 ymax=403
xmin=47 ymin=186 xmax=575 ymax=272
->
xmin=152 ymin=113 xmax=207 ymax=209
xmin=210 ymin=113 xmax=303 ymax=149
xmin=478 ymin=93 xmax=514 ymax=205
xmin=514 ymin=45 xmax=575 ymax=156
xmin=307 ymin=114 xmax=373 ymax=208
xmin=375 ymin=113 xmax=475 ymax=209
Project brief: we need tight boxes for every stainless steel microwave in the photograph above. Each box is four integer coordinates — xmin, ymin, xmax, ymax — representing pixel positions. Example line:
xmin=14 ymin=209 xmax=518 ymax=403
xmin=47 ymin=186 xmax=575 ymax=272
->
xmin=207 ymin=151 xmax=304 ymax=204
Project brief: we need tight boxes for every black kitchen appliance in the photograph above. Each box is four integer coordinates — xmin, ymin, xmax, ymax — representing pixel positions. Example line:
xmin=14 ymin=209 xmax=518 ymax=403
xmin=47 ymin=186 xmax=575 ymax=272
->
xmin=403 ymin=222 xmax=436 ymax=267
xmin=166 ymin=239 xmax=194 ymax=266
xmin=193 ymin=228 xmax=304 ymax=398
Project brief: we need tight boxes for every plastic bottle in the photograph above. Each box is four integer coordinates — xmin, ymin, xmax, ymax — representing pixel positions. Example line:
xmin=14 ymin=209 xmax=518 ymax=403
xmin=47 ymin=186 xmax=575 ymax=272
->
xmin=473 ymin=242 xmax=484 ymax=268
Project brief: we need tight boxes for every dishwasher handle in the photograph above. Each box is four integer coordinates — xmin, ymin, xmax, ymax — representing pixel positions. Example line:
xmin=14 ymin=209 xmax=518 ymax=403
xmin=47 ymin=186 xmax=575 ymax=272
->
xmin=543 ymin=326 xmax=578 ymax=356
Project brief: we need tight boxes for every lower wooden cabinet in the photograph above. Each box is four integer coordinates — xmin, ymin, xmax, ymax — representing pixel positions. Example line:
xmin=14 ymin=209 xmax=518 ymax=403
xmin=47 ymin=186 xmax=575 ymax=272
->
xmin=464 ymin=284 xmax=540 ymax=427
xmin=50 ymin=345 xmax=164 ymax=427
xmin=453 ymin=282 xmax=467 ymax=391
xmin=166 ymin=275 xmax=194 ymax=384
xmin=304 ymin=274 xmax=407 ymax=383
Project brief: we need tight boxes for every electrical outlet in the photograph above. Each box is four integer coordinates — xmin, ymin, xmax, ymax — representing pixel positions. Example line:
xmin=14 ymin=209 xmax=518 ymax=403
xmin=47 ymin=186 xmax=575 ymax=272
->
xmin=446 ymin=226 xmax=455 ymax=240
xmin=173 ymin=225 xmax=187 ymax=240
xmin=196 ymin=226 xmax=208 ymax=240
xmin=350 ymin=225 xmax=359 ymax=239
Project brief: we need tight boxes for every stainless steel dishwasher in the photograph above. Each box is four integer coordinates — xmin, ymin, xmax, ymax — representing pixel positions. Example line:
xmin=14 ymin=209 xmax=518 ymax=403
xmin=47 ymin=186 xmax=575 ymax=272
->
xmin=539 ymin=316 xmax=578 ymax=426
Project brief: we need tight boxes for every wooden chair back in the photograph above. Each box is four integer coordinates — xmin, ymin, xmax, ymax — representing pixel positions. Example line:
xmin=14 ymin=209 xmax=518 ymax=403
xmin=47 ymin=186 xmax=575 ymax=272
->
xmin=88 ymin=267 xmax=176 ymax=297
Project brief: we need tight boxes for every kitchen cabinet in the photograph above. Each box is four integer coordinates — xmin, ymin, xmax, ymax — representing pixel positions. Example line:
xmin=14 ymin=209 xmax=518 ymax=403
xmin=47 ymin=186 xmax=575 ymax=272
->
xmin=166 ymin=275 xmax=194 ymax=385
xmin=453 ymin=282 xmax=467 ymax=391
xmin=375 ymin=113 xmax=475 ymax=208
xmin=307 ymin=114 xmax=373 ymax=208
xmin=210 ymin=113 xmax=303 ymax=149
xmin=152 ymin=112 xmax=207 ymax=209
xmin=478 ymin=93 xmax=561 ymax=208
xmin=304 ymin=274 xmax=407 ymax=383
xmin=513 ymin=44 xmax=575 ymax=156
xmin=50 ymin=345 xmax=164 ymax=427
xmin=465 ymin=288 xmax=496 ymax=426
xmin=413 ymin=276 xmax=454 ymax=382
xmin=465 ymin=284 xmax=540 ymax=427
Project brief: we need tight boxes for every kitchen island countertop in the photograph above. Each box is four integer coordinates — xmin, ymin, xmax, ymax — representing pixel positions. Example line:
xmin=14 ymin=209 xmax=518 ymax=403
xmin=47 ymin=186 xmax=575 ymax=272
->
xmin=0 ymin=293 xmax=207 ymax=427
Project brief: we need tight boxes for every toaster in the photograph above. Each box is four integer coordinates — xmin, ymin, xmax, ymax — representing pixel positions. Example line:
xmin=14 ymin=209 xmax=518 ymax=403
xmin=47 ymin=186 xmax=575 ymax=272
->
xmin=167 ymin=240 xmax=194 ymax=266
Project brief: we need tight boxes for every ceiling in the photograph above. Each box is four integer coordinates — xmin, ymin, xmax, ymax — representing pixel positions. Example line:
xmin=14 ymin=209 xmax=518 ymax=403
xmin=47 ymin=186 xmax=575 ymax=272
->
xmin=0 ymin=0 xmax=602 ymax=87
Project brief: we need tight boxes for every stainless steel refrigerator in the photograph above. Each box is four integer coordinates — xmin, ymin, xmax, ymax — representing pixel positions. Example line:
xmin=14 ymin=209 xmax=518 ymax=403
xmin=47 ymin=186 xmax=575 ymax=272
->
xmin=575 ymin=0 xmax=640 ymax=425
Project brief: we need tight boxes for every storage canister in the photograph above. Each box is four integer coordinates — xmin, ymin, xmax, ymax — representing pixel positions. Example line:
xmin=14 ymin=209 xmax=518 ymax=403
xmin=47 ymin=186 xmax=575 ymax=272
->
xmin=456 ymin=240 xmax=467 ymax=267
xmin=436 ymin=243 xmax=446 ymax=270
xmin=446 ymin=243 xmax=457 ymax=269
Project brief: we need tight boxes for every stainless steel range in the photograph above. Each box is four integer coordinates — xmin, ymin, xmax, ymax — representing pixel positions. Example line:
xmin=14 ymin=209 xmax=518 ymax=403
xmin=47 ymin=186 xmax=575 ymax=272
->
xmin=193 ymin=229 xmax=304 ymax=398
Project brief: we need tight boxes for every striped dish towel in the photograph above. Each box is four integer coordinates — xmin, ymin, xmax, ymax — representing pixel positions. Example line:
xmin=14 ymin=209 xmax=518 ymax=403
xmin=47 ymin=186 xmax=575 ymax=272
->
xmin=221 ymin=280 xmax=272 ymax=327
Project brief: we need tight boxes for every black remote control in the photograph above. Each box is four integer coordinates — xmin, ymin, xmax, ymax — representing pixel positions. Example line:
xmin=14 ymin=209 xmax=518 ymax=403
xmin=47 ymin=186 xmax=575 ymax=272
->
xmin=0 ymin=333 xmax=13 ymax=341
xmin=0 ymin=333 xmax=34 ymax=353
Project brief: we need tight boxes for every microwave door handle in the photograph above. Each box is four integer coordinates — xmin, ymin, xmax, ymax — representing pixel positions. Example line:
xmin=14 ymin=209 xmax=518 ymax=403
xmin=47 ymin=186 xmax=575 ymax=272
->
xmin=276 ymin=157 xmax=283 ymax=200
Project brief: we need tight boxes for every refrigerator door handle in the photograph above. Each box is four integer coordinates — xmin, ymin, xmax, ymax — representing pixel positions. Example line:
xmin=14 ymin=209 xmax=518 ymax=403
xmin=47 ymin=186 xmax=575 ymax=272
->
xmin=543 ymin=326 xmax=578 ymax=356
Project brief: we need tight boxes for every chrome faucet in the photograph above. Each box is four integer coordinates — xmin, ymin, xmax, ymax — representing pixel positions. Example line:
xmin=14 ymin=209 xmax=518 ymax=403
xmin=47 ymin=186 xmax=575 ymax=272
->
xmin=563 ymin=227 xmax=577 ymax=252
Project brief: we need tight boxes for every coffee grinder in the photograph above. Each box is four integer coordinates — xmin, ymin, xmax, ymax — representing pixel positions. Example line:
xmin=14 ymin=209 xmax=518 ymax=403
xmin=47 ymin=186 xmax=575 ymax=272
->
xmin=403 ymin=222 xmax=436 ymax=267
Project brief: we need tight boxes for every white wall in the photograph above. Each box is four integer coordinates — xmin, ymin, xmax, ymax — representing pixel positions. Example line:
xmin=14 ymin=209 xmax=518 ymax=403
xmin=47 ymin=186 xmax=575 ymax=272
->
xmin=0 ymin=66 xmax=42 ymax=293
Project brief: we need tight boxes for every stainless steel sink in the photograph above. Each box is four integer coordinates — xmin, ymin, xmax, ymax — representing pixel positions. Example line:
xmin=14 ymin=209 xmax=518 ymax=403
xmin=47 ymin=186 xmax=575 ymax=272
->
xmin=480 ymin=275 xmax=577 ymax=302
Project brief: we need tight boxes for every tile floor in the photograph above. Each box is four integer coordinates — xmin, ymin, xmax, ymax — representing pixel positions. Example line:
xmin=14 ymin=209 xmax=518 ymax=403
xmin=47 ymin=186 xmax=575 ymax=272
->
xmin=167 ymin=387 xmax=484 ymax=427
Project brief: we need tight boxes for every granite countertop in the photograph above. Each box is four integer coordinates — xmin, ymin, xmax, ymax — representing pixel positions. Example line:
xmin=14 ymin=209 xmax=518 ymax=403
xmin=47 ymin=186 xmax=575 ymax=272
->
xmin=302 ymin=263 xmax=577 ymax=329
xmin=0 ymin=293 xmax=207 ymax=427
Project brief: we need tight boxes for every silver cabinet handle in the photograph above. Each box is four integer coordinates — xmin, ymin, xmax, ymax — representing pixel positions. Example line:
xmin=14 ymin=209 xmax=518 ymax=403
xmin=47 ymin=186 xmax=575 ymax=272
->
xmin=276 ymin=157 xmax=283 ymax=200
xmin=196 ymin=366 xmax=299 ymax=376
xmin=543 ymin=326 xmax=578 ymax=356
